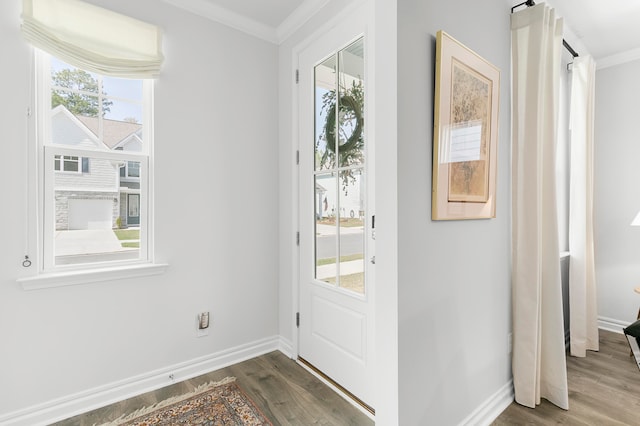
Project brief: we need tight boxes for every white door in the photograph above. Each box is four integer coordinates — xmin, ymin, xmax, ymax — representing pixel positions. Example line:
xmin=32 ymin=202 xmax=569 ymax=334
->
xmin=298 ymin=5 xmax=375 ymax=411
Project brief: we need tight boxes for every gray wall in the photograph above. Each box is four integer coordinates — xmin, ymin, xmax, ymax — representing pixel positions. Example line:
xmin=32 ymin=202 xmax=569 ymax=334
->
xmin=595 ymin=59 xmax=640 ymax=328
xmin=0 ymin=0 xmax=279 ymax=416
xmin=397 ymin=0 xmax=513 ymax=424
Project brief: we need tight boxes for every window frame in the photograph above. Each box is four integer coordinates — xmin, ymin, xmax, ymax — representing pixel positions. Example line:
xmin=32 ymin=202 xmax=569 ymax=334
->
xmin=19 ymin=49 xmax=164 ymax=285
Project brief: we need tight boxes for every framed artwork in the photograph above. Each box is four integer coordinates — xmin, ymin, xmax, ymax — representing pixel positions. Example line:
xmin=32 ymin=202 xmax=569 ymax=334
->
xmin=432 ymin=30 xmax=500 ymax=220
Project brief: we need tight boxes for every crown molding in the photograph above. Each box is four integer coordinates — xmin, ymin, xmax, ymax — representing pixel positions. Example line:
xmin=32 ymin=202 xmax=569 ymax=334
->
xmin=277 ymin=0 xmax=330 ymax=44
xmin=162 ymin=0 xmax=330 ymax=45
xmin=597 ymin=48 xmax=640 ymax=70
xmin=162 ymin=0 xmax=278 ymax=44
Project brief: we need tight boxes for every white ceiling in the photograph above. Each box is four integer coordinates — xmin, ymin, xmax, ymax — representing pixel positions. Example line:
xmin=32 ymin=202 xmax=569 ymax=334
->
xmin=165 ymin=0 xmax=640 ymax=66
xmin=547 ymin=0 xmax=640 ymax=63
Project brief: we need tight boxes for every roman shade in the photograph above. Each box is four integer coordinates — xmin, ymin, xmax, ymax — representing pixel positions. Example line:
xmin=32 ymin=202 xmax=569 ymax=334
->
xmin=21 ymin=0 xmax=163 ymax=78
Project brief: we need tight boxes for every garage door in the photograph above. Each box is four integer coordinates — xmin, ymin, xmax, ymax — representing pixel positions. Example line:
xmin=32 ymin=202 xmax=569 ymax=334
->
xmin=68 ymin=199 xmax=112 ymax=230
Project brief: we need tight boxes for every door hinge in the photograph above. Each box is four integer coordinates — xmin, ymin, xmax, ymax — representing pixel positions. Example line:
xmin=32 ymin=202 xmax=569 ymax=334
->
xmin=296 ymin=312 xmax=300 ymax=327
xmin=296 ymin=150 xmax=299 ymax=165
xmin=295 ymin=69 xmax=299 ymax=84
xmin=296 ymin=231 xmax=300 ymax=246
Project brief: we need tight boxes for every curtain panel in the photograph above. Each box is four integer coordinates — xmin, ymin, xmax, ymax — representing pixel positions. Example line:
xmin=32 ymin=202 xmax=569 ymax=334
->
xmin=21 ymin=0 xmax=163 ymax=78
xmin=511 ymin=3 xmax=569 ymax=410
xmin=569 ymin=55 xmax=599 ymax=357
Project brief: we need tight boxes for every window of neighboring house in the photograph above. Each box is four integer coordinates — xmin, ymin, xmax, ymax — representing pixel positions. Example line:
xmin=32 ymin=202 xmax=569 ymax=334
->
xmin=120 ymin=161 xmax=141 ymax=179
xmin=38 ymin=52 xmax=152 ymax=270
xmin=54 ymin=155 xmax=89 ymax=173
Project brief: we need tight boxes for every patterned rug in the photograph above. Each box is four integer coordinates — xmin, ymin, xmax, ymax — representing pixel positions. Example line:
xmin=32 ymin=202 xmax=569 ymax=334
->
xmin=100 ymin=377 xmax=272 ymax=425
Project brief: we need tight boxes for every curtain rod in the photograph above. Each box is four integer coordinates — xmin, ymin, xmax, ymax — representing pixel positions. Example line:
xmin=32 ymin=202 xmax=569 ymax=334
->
xmin=511 ymin=0 xmax=579 ymax=58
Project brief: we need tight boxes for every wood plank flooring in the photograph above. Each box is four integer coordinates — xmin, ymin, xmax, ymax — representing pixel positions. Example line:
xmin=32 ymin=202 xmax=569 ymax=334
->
xmin=493 ymin=330 xmax=640 ymax=425
xmin=52 ymin=351 xmax=373 ymax=426
xmin=48 ymin=330 xmax=640 ymax=425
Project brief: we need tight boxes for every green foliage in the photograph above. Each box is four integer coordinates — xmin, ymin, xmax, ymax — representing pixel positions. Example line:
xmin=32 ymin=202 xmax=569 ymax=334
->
xmin=51 ymin=69 xmax=113 ymax=117
xmin=317 ymin=79 xmax=365 ymax=193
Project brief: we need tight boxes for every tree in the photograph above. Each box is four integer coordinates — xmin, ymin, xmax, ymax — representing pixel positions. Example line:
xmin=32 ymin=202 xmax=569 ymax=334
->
xmin=51 ymin=69 xmax=112 ymax=117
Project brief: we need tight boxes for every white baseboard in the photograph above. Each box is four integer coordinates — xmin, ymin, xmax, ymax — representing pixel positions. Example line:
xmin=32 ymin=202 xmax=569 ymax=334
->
xmin=0 ymin=335 xmax=282 ymax=426
xmin=278 ymin=336 xmax=294 ymax=358
xmin=599 ymin=316 xmax=629 ymax=334
xmin=459 ymin=380 xmax=514 ymax=426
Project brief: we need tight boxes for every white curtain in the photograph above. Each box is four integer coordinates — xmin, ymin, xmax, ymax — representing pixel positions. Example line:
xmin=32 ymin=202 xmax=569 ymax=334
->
xmin=569 ymin=55 xmax=599 ymax=357
xmin=21 ymin=0 xmax=163 ymax=78
xmin=511 ymin=4 xmax=569 ymax=410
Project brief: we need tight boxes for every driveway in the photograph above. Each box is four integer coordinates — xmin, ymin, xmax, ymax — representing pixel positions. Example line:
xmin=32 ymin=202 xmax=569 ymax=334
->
xmin=54 ymin=229 xmax=124 ymax=256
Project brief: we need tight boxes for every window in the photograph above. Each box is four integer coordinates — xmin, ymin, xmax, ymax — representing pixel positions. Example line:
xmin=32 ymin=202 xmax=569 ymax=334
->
xmin=38 ymin=52 xmax=152 ymax=270
xmin=120 ymin=161 xmax=141 ymax=179
xmin=18 ymin=0 xmax=165 ymax=287
xmin=54 ymin=155 xmax=89 ymax=173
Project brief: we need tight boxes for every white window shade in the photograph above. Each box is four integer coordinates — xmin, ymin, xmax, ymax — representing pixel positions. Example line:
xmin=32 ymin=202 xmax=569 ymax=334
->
xmin=22 ymin=0 xmax=163 ymax=78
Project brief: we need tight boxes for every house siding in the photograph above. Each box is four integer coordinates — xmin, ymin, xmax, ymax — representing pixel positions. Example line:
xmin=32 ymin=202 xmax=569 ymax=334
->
xmin=52 ymin=113 xmax=96 ymax=149
xmin=54 ymin=157 xmax=120 ymax=191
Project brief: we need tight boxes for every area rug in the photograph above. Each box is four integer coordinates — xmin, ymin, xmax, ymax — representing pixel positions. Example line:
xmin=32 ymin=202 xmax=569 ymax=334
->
xmin=100 ymin=377 xmax=272 ymax=425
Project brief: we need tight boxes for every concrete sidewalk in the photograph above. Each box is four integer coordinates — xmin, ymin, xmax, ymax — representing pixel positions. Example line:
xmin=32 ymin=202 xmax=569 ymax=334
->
xmin=316 ymin=259 xmax=364 ymax=280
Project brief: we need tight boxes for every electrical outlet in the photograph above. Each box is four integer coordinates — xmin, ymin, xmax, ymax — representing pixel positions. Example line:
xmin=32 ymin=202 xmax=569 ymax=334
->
xmin=196 ymin=312 xmax=210 ymax=337
xmin=508 ymin=332 xmax=513 ymax=354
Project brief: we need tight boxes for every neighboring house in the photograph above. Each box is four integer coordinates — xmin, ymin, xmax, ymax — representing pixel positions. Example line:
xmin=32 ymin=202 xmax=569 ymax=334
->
xmin=51 ymin=105 xmax=142 ymax=230
xmin=315 ymin=174 xmax=365 ymax=220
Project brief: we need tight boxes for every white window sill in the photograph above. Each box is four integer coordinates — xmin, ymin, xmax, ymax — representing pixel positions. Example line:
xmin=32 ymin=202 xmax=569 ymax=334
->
xmin=17 ymin=263 xmax=168 ymax=291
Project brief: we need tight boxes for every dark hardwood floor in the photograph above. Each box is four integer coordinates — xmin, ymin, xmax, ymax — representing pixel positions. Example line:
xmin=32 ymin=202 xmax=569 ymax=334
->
xmin=53 ymin=351 xmax=373 ymax=426
xmin=493 ymin=330 xmax=640 ymax=425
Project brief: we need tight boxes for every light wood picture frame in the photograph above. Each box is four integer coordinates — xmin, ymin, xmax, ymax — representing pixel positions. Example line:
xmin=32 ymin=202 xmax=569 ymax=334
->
xmin=432 ymin=30 xmax=500 ymax=220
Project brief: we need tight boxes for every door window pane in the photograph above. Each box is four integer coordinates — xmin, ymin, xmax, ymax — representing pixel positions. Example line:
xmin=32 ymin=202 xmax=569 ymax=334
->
xmin=312 ymin=37 xmax=366 ymax=295
xmin=315 ymin=173 xmax=337 ymax=283
xmin=315 ymin=55 xmax=336 ymax=171
xmin=337 ymin=39 xmax=365 ymax=168
xmin=338 ymin=168 xmax=365 ymax=294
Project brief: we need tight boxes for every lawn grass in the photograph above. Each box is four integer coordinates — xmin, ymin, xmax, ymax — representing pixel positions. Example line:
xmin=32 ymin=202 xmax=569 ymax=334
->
xmin=316 ymin=253 xmax=364 ymax=266
xmin=114 ymin=229 xmax=140 ymax=248
xmin=113 ymin=229 xmax=139 ymax=240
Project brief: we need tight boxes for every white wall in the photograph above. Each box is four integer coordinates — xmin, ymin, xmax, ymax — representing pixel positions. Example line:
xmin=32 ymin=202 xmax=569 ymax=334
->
xmin=397 ymin=0 xmax=513 ymax=424
xmin=594 ymin=59 xmax=640 ymax=329
xmin=0 ymin=0 xmax=279 ymax=420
